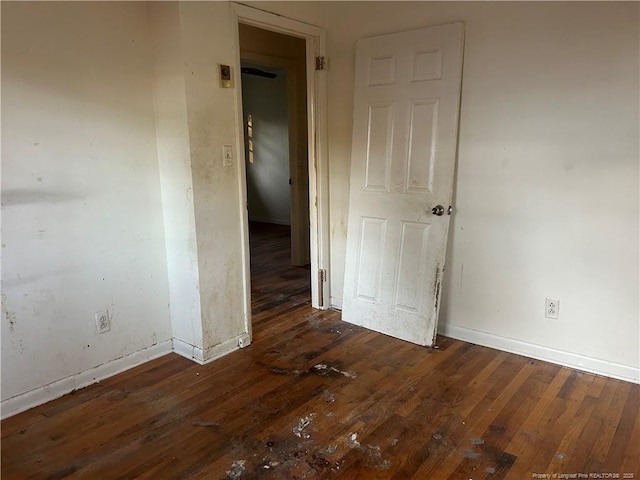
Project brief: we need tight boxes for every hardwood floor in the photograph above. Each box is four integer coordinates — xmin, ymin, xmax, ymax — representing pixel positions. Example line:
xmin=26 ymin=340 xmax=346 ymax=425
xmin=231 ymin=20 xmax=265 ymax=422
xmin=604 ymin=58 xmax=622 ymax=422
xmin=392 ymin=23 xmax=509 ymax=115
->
xmin=2 ymin=222 xmax=638 ymax=479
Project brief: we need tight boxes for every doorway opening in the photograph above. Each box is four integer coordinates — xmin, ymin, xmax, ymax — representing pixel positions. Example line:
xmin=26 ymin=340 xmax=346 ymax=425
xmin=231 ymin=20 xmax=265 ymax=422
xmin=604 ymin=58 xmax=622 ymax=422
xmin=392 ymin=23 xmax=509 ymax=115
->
xmin=241 ymin=62 xmax=296 ymax=233
xmin=237 ymin=22 xmax=313 ymax=336
xmin=240 ymin=56 xmax=311 ymax=324
xmin=232 ymin=3 xmax=330 ymax=343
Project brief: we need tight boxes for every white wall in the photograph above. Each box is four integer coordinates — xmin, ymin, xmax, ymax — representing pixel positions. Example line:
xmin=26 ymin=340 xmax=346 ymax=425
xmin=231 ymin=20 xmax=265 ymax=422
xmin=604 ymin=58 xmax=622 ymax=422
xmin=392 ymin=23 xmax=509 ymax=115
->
xmin=1 ymin=1 xmax=253 ymax=417
xmin=146 ymin=2 xmax=249 ymax=363
xmin=242 ymin=65 xmax=292 ymax=225
xmin=178 ymin=2 xmax=249 ymax=359
xmin=2 ymin=0 xmax=636 ymax=421
xmin=147 ymin=2 xmax=204 ymax=356
xmin=1 ymin=2 xmax=173 ymax=415
xmin=247 ymin=1 xmax=640 ymax=380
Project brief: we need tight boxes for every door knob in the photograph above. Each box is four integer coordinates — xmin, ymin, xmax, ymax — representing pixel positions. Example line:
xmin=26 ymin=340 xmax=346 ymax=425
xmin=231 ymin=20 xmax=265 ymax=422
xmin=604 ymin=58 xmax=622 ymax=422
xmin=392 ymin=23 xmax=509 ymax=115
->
xmin=431 ymin=205 xmax=445 ymax=216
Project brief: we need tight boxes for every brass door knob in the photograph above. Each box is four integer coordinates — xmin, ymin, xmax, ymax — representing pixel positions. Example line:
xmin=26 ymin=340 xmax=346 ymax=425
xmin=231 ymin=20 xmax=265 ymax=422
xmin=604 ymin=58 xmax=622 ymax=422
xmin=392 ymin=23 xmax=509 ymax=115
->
xmin=431 ymin=205 xmax=445 ymax=216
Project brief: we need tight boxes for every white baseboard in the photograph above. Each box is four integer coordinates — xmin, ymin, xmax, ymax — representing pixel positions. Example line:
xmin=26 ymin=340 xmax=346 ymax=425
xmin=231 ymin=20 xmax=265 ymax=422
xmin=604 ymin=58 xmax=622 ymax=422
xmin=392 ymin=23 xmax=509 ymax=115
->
xmin=172 ymin=334 xmax=244 ymax=365
xmin=202 ymin=335 xmax=244 ymax=364
xmin=438 ymin=324 xmax=639 ymax=384
xmin=9 ymin=322 xmax=633 ymax=421
xmin=330 ymin=296 xmax=343 ymax=310
xmin=2 ymin=334 xmax=249 ymax=420
xmin=172 ymin=337 xmax=205 ymax=363
xmin=0 ymin=340 xmax=172 ymax=419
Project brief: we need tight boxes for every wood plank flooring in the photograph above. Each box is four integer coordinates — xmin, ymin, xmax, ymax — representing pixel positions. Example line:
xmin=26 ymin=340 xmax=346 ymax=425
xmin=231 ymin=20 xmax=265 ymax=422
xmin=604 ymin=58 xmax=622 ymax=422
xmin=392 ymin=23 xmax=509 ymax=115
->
xmin=2 ymin=222 xmax=638 ymax=479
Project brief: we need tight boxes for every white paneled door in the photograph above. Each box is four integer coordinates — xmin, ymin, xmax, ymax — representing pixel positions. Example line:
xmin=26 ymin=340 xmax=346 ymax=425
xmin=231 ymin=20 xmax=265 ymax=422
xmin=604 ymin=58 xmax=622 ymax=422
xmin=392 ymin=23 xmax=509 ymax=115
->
xmin=342 ymin=23 xmax=465 ymax=346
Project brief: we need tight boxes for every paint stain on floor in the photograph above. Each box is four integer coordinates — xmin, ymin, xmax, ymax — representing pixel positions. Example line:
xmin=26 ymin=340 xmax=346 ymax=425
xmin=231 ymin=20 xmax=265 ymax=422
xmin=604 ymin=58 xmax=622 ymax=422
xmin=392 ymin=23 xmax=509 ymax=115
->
xmin=221 ymin=414 xmax=399 ymax=478
xmin=345 ymin=433 xmax=392 ymax=470
xmin=226 ymin=436 xmax=342 ymax=479
xmin=266 ymin=362 xmax=357 ymax=380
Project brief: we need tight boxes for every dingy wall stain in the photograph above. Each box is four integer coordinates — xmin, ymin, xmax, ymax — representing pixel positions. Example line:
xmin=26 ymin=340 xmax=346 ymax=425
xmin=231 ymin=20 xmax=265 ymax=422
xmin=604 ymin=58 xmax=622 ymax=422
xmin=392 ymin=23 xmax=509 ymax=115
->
xmin=2 ymin=293 xmax=16 ymax=332
xmin=433 ymin=265 xmax=442 ymax=312
xmin=431 ymin=265 xmax=442 ymax=346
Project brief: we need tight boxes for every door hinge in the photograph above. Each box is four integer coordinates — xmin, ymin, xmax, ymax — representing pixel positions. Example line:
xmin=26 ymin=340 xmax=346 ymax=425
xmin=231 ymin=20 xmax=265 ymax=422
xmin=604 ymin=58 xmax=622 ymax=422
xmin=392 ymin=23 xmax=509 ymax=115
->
xmin=318 ymin=269 xmax=327 ymax=307
xmin=315 ymin=56 xmax=327 ymax=71
xmin=318 ymin=269 xmax=327 ymax=283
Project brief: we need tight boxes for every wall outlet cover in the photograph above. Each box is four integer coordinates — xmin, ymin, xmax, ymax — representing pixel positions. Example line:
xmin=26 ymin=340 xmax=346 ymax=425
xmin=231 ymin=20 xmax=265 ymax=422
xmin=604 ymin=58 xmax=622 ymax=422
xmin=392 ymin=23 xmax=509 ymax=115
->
xmin=96 ymin=310 xmax=110 ymax=334
xmin=545 ymin=298 xmax=559 ymax=319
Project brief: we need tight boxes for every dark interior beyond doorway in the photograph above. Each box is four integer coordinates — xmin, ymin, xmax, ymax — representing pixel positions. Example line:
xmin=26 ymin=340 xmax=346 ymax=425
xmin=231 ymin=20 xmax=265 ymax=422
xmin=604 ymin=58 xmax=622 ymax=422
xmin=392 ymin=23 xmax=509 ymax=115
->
xmin=239 ymin=23 xmax=310 ymax=267
xmin=241 ymin=64 xmax=291 ymax=227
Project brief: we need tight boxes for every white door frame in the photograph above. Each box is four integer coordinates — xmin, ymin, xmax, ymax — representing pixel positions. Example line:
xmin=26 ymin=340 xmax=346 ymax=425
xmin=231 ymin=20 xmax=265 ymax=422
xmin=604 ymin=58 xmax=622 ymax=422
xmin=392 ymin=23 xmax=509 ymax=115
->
xmin=231 ymin=3 xmax=330 ymax=340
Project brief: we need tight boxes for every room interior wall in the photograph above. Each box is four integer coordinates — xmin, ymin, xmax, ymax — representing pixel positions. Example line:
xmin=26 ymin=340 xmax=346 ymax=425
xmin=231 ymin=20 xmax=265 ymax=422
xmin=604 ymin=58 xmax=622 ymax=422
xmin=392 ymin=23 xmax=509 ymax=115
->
xmin=1 ymin=0 xmax=637 ymax=419
xmin=1 ymin=1 xmax=173 ymax=416
xmin=147 ymin=2 xmax=204 ymax=355
xmin=147 ymin=2 xmax=249 ymax=364
xmin=245 ymin=1 xmax=640 ymax=381
xmin=2 ymin=1 xmax=251 ymax=417
xmin=242 ymin=65 xmax=292 ymax=225
xmin=177 ymin=1 xmax=249 ymax=359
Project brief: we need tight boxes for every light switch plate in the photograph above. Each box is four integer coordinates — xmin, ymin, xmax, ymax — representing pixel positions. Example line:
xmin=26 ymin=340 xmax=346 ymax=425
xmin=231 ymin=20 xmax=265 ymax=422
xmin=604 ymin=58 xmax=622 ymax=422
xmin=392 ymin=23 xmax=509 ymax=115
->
xmin=223 ymin=145 xmax=233 ymax=166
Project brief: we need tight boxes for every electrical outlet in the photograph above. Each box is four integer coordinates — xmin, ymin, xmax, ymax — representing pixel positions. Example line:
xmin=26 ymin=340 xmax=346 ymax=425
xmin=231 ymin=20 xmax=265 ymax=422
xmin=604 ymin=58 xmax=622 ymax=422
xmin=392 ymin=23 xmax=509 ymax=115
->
xmin=545 ymin=298 xmax=559 ymax=319
xmin=96 ymin=310 xmax=110 ymax=334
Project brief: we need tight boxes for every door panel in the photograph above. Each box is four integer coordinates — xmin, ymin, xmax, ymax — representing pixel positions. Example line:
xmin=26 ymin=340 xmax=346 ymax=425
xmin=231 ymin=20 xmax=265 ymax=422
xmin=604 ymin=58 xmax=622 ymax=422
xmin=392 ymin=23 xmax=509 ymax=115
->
xmin=365 ymin=103 xmax=393 ymax=191
xmin=406 ymin=99 xmax=438 ymax=192
xmin=395 ymin=221 xmax=430 ymax=313
xmin=342 ymin=23 xmax=464 ymax=347
xmin=355 ymin=216 xmax=386 ymax=302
